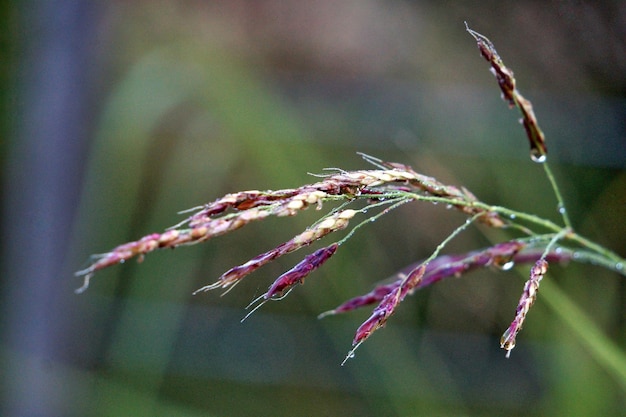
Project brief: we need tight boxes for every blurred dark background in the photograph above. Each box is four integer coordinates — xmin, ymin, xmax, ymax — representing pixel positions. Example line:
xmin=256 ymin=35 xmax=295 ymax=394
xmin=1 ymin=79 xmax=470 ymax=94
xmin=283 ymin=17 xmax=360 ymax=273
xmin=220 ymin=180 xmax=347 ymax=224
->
xmin=2 ymin=1 xmax=625 ymax=416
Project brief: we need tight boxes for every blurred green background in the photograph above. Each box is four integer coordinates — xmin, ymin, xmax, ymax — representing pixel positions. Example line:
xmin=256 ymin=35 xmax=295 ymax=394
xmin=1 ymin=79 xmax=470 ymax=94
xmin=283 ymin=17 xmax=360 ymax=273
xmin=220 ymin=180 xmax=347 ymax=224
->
xmin=2 ymin=1 xmax=625 ymax=416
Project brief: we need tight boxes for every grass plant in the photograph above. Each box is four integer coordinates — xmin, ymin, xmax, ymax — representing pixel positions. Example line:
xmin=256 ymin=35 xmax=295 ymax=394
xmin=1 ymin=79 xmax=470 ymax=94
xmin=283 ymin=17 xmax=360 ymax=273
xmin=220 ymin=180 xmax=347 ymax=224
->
xmin=76 ymin=25 xmax=625 ymax=379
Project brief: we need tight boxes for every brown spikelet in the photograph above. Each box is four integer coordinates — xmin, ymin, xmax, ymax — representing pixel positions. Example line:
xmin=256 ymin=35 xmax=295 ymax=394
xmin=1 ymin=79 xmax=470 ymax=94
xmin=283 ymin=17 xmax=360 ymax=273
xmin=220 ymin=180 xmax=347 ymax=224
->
xmin=465 ymin=22 xmax=547 ymax=162
xmin=194 ymin=210 xmax=356 ymax=293
xmin=500 ymin=258 xmax=549 ymax=357
xmin=342 ymin=265 xmax=426 ymax=364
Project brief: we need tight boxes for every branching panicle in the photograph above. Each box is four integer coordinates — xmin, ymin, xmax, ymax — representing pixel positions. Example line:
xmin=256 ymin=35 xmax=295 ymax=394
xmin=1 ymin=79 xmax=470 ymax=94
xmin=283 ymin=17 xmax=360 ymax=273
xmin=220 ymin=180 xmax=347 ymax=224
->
xmin=76 ymin=24 xmax=625 ymax=365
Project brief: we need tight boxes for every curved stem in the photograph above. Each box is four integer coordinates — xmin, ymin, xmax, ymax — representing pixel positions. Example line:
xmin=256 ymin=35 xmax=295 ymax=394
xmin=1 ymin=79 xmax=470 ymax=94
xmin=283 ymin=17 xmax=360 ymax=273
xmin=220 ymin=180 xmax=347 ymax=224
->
xmin=361 ymin=191 xmax=625 ymax=276
xmin=401 ymin=193 xmax=564 ymax=233
xmin=541 ymin=227 xmax=572 ymax=259
xmin=566 ymin=232 xmax=625 ymax=265
xmin=419 ymin=213 xmax=484 ymax=267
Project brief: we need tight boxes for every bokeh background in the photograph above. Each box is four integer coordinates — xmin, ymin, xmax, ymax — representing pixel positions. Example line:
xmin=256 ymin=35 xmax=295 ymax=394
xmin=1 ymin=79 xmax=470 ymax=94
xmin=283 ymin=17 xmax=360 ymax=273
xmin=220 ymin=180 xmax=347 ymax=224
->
xmin=2 ymin=1 xmax=625 ymax=416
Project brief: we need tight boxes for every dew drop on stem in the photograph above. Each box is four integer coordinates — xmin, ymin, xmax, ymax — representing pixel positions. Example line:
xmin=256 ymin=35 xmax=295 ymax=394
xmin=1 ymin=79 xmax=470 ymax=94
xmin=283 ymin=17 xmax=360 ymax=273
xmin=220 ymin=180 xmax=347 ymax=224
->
xmin=493 ymin=255 xmax=515 ymax=271
xmin=501 ymin=261 xmax=515 ymax=271
xmin=530 ymin=148 xmax=547 ymax=163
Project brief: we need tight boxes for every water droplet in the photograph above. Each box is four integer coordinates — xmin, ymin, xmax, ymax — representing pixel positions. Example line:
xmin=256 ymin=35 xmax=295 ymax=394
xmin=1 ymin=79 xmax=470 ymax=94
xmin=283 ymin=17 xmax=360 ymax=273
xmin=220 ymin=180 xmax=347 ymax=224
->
xmin=530 ymin=149 xmax=547 ymax=163
xmin=557 ymin=203 xmax=567 ymax=215
xmin=509 ymin=213 xmax=517 ymax=220
xmin=616 ymin=263 xmax=624 ymax=271
xmin=493 ymin=256 xmax=515 ymax=271
xmin=500 ymin=261 xmax=515 ymax=271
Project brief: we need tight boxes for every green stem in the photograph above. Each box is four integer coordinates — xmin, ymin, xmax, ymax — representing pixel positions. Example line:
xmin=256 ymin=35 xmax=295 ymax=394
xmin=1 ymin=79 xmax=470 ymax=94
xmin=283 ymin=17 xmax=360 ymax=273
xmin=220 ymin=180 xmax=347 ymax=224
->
xmin=420 ymin=213 xmax=483 ymax=266
xmin=337 ymin=197 xmax=411 ymax=246
xmin=543 ymin=162 xmax=572 ymax=229
xmin=541 ymin=227 xmax=572 ymax=259
xmin=349 ymin=191 xmax=626 ymax=276
xmin=565 ymin=248 xmax=626 ymax=275
xmin=402 ymin=193 xmax=564 ymax=233
xmin=567 ymin=232 xmax=625 ymax=264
